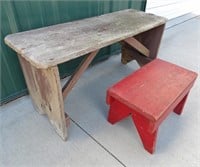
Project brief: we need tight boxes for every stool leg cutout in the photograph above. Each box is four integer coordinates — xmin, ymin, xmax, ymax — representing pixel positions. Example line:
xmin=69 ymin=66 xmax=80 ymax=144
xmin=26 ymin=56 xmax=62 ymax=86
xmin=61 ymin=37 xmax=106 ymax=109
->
xmin=132 ymin=114 xmax=158 ymax=154
xmin=108 ymin=100 xmax=131 ymax=124
xmin=174 ymin=93 xmax=189 ymax=115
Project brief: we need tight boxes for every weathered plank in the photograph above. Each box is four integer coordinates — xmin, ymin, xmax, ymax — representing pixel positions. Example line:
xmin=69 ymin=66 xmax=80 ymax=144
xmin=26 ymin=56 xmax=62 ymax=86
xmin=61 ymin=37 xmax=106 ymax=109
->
xmin=18 ymin=56 xmax=67 ymax=140
xmin=5 ymin=9 xmax=166 ymax=69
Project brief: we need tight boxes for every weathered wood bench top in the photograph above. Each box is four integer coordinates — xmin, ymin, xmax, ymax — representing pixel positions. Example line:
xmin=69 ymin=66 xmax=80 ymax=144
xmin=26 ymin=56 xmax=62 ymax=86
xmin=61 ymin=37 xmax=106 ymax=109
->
xmin=5 ymin=9 xmax=166 ymax=69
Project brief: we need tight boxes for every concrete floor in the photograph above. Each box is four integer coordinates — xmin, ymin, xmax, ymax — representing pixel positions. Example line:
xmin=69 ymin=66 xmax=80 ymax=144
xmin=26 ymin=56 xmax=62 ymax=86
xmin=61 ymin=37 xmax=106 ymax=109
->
xmin=0 ymin=16 xmax=200 ymax=167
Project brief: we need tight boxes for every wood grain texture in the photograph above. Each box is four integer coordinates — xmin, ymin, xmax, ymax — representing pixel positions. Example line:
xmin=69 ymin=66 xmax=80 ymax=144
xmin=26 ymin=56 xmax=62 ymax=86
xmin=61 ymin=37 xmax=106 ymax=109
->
xmin=5 ymin=9 xmax=166 ymax=69
xmin=18 ymin=56 xmax=67 ymax=140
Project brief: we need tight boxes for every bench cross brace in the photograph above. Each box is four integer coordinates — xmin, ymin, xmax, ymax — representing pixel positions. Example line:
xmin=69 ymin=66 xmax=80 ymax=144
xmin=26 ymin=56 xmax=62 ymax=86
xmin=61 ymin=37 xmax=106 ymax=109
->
xmin=62 ymin=50 xmax=99 ymax=99
xmin=123 ymin=37 xmax=150 ymax=57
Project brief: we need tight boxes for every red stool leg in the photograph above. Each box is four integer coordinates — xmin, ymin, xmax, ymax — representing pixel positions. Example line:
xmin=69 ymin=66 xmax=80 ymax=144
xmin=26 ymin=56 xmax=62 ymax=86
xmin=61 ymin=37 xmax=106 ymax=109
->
xmin=108 ymin=100 xmax=131 ymax=124
xmin=174 ymin=93 xmax=189 ymax=115
xmin=132 ymin=113 xmax=158 ymax=154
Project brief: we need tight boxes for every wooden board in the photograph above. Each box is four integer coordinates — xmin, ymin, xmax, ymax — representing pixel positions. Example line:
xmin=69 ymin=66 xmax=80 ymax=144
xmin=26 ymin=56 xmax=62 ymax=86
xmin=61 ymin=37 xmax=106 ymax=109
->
xmin=5 ymin=9 xmax=166 ymax=69
xmin=18 ymin=56 xmax=67 ymax=140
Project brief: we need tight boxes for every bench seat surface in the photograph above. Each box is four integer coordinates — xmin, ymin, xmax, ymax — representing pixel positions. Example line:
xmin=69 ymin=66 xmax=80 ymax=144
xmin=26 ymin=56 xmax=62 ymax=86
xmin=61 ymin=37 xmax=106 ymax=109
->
xmin=5 ymin=9 xmax=166 ymax=68
xmin=108 ymin=59 xmax=197 ymax=121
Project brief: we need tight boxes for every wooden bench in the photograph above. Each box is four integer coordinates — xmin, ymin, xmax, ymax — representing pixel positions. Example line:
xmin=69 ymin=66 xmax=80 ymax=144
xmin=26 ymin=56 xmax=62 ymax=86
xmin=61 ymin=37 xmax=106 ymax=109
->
xmin=106 ymin=59 xmax=197 ymax=154
xmin=4 ymin=9 xmax=166 ymax=140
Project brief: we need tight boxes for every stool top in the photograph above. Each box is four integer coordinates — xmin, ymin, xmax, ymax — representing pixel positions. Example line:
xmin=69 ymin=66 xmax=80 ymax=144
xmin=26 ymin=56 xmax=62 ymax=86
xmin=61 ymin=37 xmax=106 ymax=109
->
xmin=108 ymin=59 xmax=197 ymax=121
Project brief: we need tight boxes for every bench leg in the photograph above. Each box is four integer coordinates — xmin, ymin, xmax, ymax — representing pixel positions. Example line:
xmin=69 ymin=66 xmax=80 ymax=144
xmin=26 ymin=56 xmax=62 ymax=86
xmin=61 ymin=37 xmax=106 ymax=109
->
xmin=174 ymin=93 xmax=189 ymax=115
xmin=121 ymin=24 xmax=165 ymax=66
xmin=132 ymin=113 xmax=158 ymax=154
xmin=107 ymin=100 xmax=131 ymax=124
xmin=18 ymin=56 xmax=68 ymax=140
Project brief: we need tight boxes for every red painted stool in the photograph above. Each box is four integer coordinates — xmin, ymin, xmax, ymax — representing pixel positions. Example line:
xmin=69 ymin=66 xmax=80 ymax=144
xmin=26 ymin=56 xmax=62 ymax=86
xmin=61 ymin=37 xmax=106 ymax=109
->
xmin=106 ymin=59 xmax=197 ymax=154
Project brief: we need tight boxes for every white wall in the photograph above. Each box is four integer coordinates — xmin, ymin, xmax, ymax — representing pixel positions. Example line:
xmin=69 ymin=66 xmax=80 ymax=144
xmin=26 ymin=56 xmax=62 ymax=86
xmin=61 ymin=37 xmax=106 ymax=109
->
xmin=146 ymin=0 xmax=199 ymax=19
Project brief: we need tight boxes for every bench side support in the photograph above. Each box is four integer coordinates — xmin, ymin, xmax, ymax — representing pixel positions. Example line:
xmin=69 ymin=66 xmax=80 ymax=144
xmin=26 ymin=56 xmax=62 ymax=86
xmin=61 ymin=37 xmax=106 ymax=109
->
xmin=18 ymin=56 xmax=68 ymax=140
xmin=121 ymin=24 xmax=165 ymax=66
